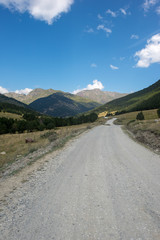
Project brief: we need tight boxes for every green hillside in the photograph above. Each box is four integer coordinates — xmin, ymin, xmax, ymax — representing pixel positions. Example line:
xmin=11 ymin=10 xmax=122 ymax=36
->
xmin=93 ymin=79 xmax=160 ymax=114
xmin=0 ymin=94 xmax=39 ymax=116
xmin=0 ymin=94 xmax=28 ymax=108
xmin=29 ymin=92 xmax=100 ymax=117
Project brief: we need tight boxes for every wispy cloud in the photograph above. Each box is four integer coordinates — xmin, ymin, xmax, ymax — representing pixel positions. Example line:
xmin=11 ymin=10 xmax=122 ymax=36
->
xmin=97 ymin=14 xmax=103 ymax=20
xmin=120 ymin=8 xmax=127 ymax=15
xmin=135 ymin=33 xmax=160 ymax=68
xmin=0 ymin=86 xmax=9 ymax=94
xmin=91 ymin=63 xmax=97 ymax=68
xmin=156 ymin=5 xmax=160 ymax=14
xmin=120 ymin=57 xmax=125 ymax=61
xmin=143 ymin=0 xmax=159 ymax=12
xmin=110 ymin=64 xmax=119 ymax=70
xmin=97 ymin=24 xmax=112 ymax=36
xmin=106 ymin=9 xmax=117 ymax=17
xmin=0 ymin=0 xmax=74 ymax=24
xmin=73 ymin=80 xmax=104 ymax=94
xmin=131 ymin=34 xmax=139 ymax=40
xmin=84 ymin=27 xmax=94 ymax=33
xmin=106 ymin=7 xmax=130 ymax=18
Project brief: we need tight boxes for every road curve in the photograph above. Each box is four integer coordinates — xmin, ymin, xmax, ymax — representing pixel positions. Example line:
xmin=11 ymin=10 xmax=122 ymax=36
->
xmin=1 ymin=119 xmax=160 ymax=240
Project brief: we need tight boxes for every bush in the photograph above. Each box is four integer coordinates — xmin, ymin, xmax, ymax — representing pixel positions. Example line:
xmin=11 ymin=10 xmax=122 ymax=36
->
xmin=157 ymin=109 xmax=160 ymax=118
xmin=136 ymin=111 xmax=144 ymax=120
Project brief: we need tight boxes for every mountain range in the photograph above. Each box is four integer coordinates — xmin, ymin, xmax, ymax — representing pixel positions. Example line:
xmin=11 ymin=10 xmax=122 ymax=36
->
xmin=3 ymin=88 xmax=127 ymax=117
xmin=2 ymin=89 xmax=101 ymax=117
xmin=5 ymin=88 xmax=59 ymax=105
xmin=5 ymin=88 xmax=127 ymax=105
xmin=2 ymin=79 xmax=160 ymax=118
xmin=29 ymin=92 xmax=100 ymax=117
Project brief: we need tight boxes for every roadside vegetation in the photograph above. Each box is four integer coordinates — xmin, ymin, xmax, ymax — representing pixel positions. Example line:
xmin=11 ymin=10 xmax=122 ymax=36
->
xmin=114 ymin=109 xmax=160 ymax=153
xmin=0 ymin=112 xmax=98 ymax=135
xmin=0 ymin=117 xmax=105 ymax=175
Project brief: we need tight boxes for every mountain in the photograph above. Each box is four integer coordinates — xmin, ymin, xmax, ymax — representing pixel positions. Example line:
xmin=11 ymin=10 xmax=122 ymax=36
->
xmin=0 ymin=94 xmax=38 ymax=116
xmin=76 ymin=89 xmax=127 ymax=104
xmin=5 ymin=88 xmax=60 ymax=105
xmin=29 ymin=92 xmax=101 ymax=117
xmin=94 ymin=79 xmax=160 ymax=114
xmin=0 ymin=94 xmax=28 ymax=108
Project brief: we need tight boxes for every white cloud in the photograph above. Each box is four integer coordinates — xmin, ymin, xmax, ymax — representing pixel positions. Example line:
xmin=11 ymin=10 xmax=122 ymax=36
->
xmin=15 ymin=88 xmax=33 ymax=95
xmin=97 ymin=24 xmax=112 ymax=36
xmin=143 ymin=0 xmax=159 ymax=12
xmin=135 ymin=33 xmax=160 ymax=68
xmin=0 ymin=0 xmax=74 ymax=24
xmin=0 ymin=86 xmax=33 ymax=95
xmin=91 ymin=63 xmax=97 ymax=68
xmin=73 ymin=80 xmax=104 ymax=94
xmin=106 ymin=9 xmax=117 ymax=17
xmin=0 ymin=86 xmax=9 ymax=94
xmin=110 ymin=64 xmax=119 ymax=70
xmin=120 ymin=8 xmax=127 ymax=15
xmin=156 ymin=5 xmax=160 ymax=14
xmin=98 ymin=14 xmax=103 ymax=20
xmin=131 ymin=34 xmax=139 ymax=40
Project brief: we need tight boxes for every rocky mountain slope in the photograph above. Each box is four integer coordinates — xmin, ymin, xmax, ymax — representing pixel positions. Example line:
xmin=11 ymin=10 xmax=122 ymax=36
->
xmin=5 ymin=88 xmax=59 ymax=105
xmin=76 ymin=89 xmax=127 ymax=104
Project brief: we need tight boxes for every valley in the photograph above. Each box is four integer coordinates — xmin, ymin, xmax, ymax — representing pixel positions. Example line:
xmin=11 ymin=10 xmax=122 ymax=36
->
xmin=1 ymin=2 xmax=160 ymax=239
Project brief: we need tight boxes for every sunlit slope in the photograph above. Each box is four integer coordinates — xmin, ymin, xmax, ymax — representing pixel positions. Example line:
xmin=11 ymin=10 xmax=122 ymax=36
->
xmin=94 ymin=79 xmax=160 ymax=114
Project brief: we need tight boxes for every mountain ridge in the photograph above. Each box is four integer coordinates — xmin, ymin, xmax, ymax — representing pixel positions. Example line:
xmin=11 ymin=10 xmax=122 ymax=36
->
xmin=29 ymin=92 xmax=100 ymax=117
xmin=76 ymin=88 xmax=128 ymax=104
xmin=5 ymin=88 xmax=60 ymax=105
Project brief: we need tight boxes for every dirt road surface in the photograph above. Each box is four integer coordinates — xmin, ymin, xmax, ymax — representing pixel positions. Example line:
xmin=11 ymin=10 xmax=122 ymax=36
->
xmin=1 ymin=119 xmax=160 ymax=240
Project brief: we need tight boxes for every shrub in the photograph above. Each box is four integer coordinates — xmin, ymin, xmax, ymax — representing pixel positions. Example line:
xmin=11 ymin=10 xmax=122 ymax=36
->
xmin=136 ymin=111 xmax=144 ymax=120
xmin=157 ymin=109 xmax=160 ymax=118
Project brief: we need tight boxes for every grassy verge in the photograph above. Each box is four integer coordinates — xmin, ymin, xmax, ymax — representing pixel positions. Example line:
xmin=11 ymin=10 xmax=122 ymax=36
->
xmin=114 ymin=109 xmax=158 ymax=125
xmin=0 ymin=118 xmax=106 ymax=175
xmin=114 ymin=109 xmax=160 ymax=153
xmin=0 ymin=112 xmax=22 ymax=120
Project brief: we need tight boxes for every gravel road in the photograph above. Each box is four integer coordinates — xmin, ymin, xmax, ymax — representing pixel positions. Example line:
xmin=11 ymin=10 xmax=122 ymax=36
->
xmin=1 ymin=119 xmax=160 ymax=240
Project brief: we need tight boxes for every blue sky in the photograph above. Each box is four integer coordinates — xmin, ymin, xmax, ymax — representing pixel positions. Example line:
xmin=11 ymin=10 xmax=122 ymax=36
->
xmin=0 ymin=0 xmax=160 ymax=95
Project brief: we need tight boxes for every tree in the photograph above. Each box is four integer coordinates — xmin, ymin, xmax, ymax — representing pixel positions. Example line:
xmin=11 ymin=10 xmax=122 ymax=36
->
xmin=89 ymin=113 xmax=98 ymax=122
xmin=23 ymin=113 xmax=37 ymax=121
xmin=17 ymin=120 xmax=27 ymax=133
xmin=136 ymin=111 xmax=144 ymax=120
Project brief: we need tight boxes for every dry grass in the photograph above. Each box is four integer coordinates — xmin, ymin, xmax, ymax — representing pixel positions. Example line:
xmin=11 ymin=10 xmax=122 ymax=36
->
xmin=0 ymin=118 xmax=106 ymax=170
xmin=114 ymin=109 xmax=160 ymax=153
xmin=0 ymin=112 xmax=22 ymax=120
xmin=0 ymin=130 xmax=50 ymax=168
xmin=114 ymin=109 xmax=158 ymax=125
xmin=127 ymin=119 xmax=160 ymax=135
xmin=98 ymin=111 xmax=108 ymax=118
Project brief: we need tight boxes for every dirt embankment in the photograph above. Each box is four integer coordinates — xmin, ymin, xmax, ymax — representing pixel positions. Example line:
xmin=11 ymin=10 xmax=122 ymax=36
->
xmin=124 ymin=120 xmax=160 ymax=154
